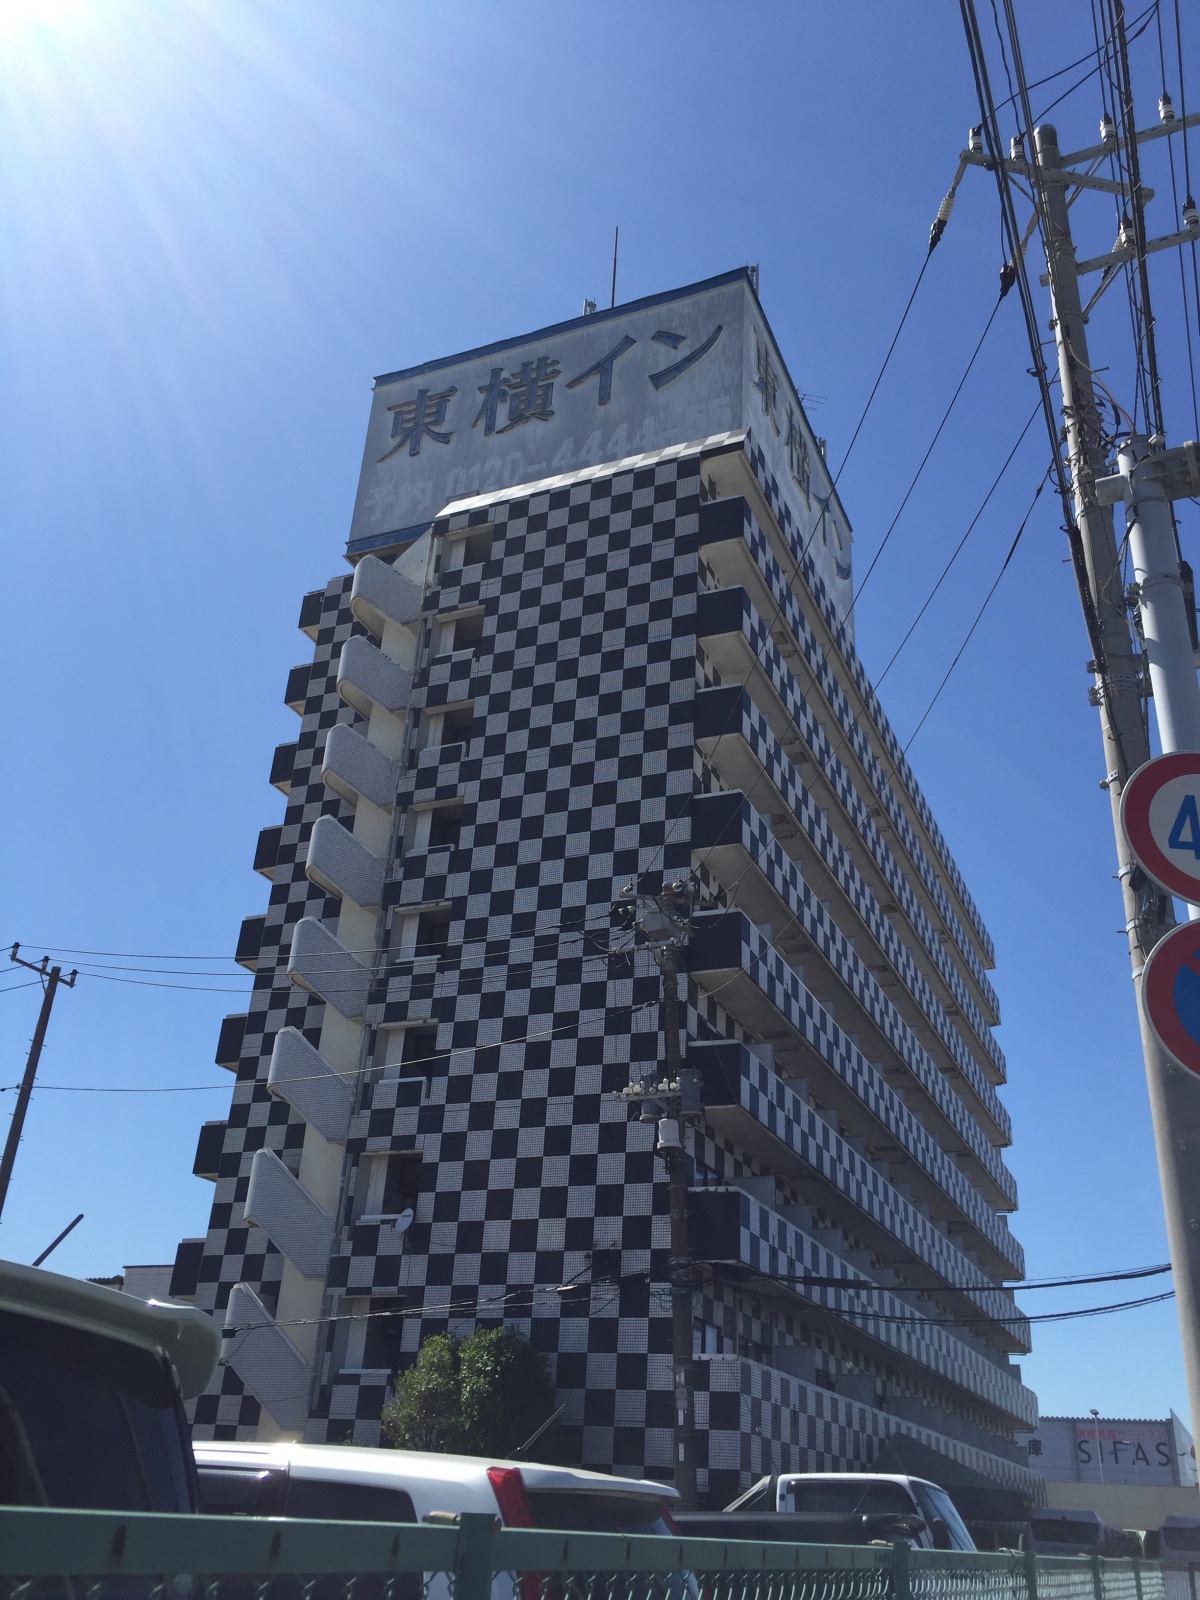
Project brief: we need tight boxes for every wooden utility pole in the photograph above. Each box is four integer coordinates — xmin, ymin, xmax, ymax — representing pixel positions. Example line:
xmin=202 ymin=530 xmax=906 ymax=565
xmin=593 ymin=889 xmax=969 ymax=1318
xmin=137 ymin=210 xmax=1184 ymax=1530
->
xmin=1 ymin=946 xmax=77 ymax=1223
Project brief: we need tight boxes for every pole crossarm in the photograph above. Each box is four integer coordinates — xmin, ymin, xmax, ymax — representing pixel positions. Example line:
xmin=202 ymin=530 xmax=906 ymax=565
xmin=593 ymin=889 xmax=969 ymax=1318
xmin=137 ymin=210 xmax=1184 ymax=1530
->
xmin=965 ymin=150 xmax=1153 ymax=199
xmin=1050 ymin=225 xmax=1200 ymax=283
xmin=1059 ymin=106 xmax=1200 ymax=168
xmin=1096 ymin=442 xmax=1200 ymax=506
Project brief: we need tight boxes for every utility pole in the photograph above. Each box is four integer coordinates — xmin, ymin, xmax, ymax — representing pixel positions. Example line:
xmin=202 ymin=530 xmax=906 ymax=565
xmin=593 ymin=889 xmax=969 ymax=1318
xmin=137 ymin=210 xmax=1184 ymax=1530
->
xmin=615 ymin=881 xmax=699 ymax=1510
xmin=1 ymin=946 xmax=77 ymax=1224
xmin=962 ymin=102 xmax=1200 ymax=1431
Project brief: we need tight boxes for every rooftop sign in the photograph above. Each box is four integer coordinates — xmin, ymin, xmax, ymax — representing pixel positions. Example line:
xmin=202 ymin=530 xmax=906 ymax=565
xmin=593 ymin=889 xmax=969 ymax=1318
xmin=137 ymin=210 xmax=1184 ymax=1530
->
xmin=347 ymin=269 xmax=852 ymax=613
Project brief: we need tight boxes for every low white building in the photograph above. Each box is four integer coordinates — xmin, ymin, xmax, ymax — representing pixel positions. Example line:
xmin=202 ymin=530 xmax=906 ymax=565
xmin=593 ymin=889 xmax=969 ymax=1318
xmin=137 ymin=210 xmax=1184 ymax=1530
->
xmin=1020 ymin=1413 xmax=1199 ymax=1532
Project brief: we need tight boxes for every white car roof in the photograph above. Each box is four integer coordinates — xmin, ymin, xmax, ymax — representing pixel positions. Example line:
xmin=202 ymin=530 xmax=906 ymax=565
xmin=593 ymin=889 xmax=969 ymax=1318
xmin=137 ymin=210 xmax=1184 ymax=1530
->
xmin=0 ymin=1257 xmax=221 ymax=1398
xmin=194 ymin=1440 xmax=677 ymax=1499
xmin=780 ymin=1474 xmax=926 ymax=1487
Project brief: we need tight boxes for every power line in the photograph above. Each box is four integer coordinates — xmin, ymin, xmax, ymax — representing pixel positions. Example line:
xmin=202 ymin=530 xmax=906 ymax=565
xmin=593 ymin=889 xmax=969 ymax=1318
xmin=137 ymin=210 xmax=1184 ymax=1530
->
xmin=901 ymin=474 xmax=1048 ymax=755
xmin=833 ymin=289 xmax=1012 ymax=642
xmin=1 ymin=995 xmax=663 ymax=1096
xmin=223 ymin=1271 xmax=1177 ymax=1339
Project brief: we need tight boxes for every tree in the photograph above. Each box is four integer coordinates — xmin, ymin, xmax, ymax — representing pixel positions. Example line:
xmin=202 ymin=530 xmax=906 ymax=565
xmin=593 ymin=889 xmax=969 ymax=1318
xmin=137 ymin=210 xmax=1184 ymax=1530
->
xmin=382 ymin=1327 xmax=561 ymax=1459
xmin=379 ymin=1332 xmax=460 ymax=1452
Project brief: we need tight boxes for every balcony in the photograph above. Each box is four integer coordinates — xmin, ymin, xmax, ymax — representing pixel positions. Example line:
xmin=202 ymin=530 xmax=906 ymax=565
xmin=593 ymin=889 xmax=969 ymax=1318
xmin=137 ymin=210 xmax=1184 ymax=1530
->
xmin=697 ymin=585 xmax=997 ymax=1019
xmin=235 ymin=915 xmax=266 ymax=972
xmin=350 ymin=555 xmax=422 ymax=637
xmin=253 ymin=825 xmax=284 ymax=881
xmin=287 ymin=917 xmax=371 ymax=1020
xmin=284 ymin=664 xmax=310 ymax=713
xmin=697 ymin=492 xmax=995 ymax=973
xmin=214 ymin=1012 xmax=247 ymax=1071
xmin=693 ymin=1349 xmax=1036 ymax=1509
xmin=268 ymin=1026 xmax=353 ymax=1143
xmin=689 ymin=1040 xmax=1029 ymax=1351
xmin=192 ymin=1120 xmax=227 ymax=1182
xmin=243 ymin=1147 xmax=334 ymax=1279
xmin=687 ymin=911 xmax=1021 ymax=1278
xmin=222 ymin=1282 xmax=311 ymax=1430
xmin=305 ymin=815 xmax=386 ymax=910
xmin=298 ymin=589 xmax=324 ymax=640
xmin=269 ymin=741 xmax=298 ymax=796
xmin=335 ymin=635 xmax=413 ymax=719
xmin=694 ymin=684 xmax=1003 ymax=1078
xmin=690 ymin=1186 xmax=1036 ymax=1428
xmin=169 ymin=1238 xmax=203 ymax=1301
xmin=692 ymin=788 xmax=1012 ymax=1171
xmin=321 ymin=723 xmax=400 ymax=810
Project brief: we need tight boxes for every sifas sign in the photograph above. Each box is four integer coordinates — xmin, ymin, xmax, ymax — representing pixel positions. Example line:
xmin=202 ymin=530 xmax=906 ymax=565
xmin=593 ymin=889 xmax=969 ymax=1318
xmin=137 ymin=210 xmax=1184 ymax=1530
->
xmin=1073 ymin=1420 xmax=1175 ymax=1474
xmin=347 ymin=269 xmax=853 ymax=618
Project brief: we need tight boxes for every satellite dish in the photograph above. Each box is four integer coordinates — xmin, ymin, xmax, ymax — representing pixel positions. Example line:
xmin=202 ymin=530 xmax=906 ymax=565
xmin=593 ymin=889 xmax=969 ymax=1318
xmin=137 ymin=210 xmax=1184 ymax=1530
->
xmin=393 ymin=1208 xmax=415 ymax=1234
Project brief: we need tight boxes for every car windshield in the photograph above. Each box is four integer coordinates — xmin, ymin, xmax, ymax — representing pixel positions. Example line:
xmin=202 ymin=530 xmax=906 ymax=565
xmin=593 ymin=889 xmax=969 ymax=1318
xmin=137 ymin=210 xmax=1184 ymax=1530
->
xmin=911 ymin=1482 xmax=976 ymax=1550
xmin=0 ymin=1307 xmax=193 ymax=1511
xmin=785 ymin=1481 xmax=915 ymax=1516
xmin=1164 ymin=1525 xmax=1200 ymax=1553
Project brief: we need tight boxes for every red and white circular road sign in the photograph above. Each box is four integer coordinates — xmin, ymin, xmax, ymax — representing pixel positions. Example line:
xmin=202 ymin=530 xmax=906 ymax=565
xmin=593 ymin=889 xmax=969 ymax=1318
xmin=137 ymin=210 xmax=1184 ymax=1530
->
xmin=1121 ymin=752 xmax=1200 ymax=904
xmin=1143 ymin=921 xmax=1200 ymax=1076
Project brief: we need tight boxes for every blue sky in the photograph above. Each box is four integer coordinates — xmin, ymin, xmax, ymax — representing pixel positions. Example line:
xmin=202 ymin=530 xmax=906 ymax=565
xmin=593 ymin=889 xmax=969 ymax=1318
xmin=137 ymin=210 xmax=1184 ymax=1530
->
xmin=3 ymin=0 xmax=1199 ymax=1426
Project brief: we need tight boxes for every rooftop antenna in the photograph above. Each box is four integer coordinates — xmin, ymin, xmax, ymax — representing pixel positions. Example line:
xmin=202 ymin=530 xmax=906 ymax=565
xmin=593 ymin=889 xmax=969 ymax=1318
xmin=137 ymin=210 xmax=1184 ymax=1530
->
xmin=610 ymin=226 xmax=619 ymax=309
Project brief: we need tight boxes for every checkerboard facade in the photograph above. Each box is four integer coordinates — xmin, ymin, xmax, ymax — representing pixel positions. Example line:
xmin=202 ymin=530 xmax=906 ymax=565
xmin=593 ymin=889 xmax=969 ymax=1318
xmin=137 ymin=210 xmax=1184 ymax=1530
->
xmin=175 ymin=410 xmax=1034 ymax=1502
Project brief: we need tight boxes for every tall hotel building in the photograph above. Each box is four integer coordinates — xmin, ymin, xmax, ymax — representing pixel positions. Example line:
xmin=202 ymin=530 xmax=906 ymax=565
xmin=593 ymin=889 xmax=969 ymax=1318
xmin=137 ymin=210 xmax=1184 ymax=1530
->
xmin=173 ymin=270 xmax=1038 ymax=1507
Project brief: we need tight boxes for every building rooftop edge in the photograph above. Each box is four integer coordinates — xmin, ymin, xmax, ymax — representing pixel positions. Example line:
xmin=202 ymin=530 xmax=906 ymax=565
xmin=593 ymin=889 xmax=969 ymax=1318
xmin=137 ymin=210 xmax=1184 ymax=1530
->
xmin=372 ymin=267 xmax=753 ymax=387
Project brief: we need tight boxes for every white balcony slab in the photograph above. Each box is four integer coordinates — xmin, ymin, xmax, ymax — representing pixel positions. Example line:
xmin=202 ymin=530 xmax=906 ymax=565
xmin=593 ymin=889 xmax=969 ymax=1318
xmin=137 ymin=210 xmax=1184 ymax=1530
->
xmin=350 ymin=555 xmax=422 ymax=637
xmin=321 ymin=723 xmax=400 ymax=810
xmin=223 ymin=1281 xmax=311 ymax=1429
xmin=288 ymin=917 xmax=371 ymax=1020
xmin=267 ymin=1026 xmax=353 ymax=1142
xmin=243 ymin=1147 xmax=334 ymax=1279
xmin=305 ymin=815 xmax=386 ymax=910
xmin=336 ymin=634 xmax=413 ymax=718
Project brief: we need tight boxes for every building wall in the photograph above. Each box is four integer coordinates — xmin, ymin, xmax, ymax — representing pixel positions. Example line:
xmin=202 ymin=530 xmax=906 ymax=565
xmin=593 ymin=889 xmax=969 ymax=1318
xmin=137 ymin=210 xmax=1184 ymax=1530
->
xmin=173 ymin=277 xmax=1034 ymax=1501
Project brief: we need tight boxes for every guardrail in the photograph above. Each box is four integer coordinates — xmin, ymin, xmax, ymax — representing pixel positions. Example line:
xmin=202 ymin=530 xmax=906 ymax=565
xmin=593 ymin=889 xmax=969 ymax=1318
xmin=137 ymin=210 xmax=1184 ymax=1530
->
xmin=0 ymin=1507 xmax=1168 ymax=1600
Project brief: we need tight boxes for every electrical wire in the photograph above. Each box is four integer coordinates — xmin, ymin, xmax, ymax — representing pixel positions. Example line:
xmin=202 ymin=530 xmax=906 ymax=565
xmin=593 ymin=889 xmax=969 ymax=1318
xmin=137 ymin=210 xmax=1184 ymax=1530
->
xmin=900 ymin=474 xmax=1048 ymax=755
xmin=990 ymin=0 xmax=1157 ymax=116
xmin=0 ymin=995 xmax=663 ymax=1096
xmin=1155 ymin=2 xmax=1200 ymax=439
xmin=833 ymin=290 xmax=1011 ymax=640
xmin=223 ymin=1271 xmax=1177 ymax=1338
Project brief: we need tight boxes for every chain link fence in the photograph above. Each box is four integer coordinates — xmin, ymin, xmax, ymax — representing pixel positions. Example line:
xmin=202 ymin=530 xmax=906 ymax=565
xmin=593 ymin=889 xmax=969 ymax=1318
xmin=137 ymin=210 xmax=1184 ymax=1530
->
xmin=0 ymin=1507 xmax=1170 ymax=1600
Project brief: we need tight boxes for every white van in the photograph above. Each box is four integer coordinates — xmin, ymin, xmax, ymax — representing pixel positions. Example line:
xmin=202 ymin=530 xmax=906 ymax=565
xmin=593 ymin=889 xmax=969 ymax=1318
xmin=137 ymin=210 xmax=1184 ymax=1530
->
xmin=195 ymin=1438 xmax=682 ymax=1533
xmin=0 ymin=1256 xmax=221 ymax=1512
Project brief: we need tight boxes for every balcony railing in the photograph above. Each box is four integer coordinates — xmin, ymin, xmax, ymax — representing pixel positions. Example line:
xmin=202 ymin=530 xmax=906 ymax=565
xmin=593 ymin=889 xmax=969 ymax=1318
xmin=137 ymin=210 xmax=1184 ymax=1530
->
xmin=689 ymin=1039 xmax=1029 ymax=1350
xmin=695 ymin=684 xmax=1004 ymax=1079
xmin=697 ymin=583 xmax=998 ymax=1018
xmin=687 ymin=912 xmax=1022 ymax=1280
xmin=693 ymin=788 xmax=1013 ymax=1179
xmin=689 ymin=1185 xmax=1036 ymax=1427
xmin=698 ymin=492 xmax=995 ymax=970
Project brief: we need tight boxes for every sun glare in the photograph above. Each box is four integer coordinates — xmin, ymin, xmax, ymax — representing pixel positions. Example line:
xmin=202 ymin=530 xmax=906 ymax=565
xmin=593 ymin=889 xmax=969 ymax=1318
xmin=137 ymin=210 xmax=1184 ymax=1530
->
xmin=0 ymin=0 xmax=95 ymax=48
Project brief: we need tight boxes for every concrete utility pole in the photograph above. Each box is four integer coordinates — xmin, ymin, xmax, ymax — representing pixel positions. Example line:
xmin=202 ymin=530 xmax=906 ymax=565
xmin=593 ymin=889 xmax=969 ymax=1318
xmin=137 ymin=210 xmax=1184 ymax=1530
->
xmin=1 ymin=946 xmax=77 ymax=1224
xmin=984 ymin=117 xmax=1200 ymax=1433
xmin=615 ymin=881 xmax=699 ymax=1510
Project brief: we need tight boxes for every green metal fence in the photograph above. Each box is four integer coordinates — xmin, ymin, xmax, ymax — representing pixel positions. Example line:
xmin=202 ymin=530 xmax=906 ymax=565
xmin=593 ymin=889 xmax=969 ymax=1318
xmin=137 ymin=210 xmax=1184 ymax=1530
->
xmin=0 ymin=1507 xmax=1171 ymax=1600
